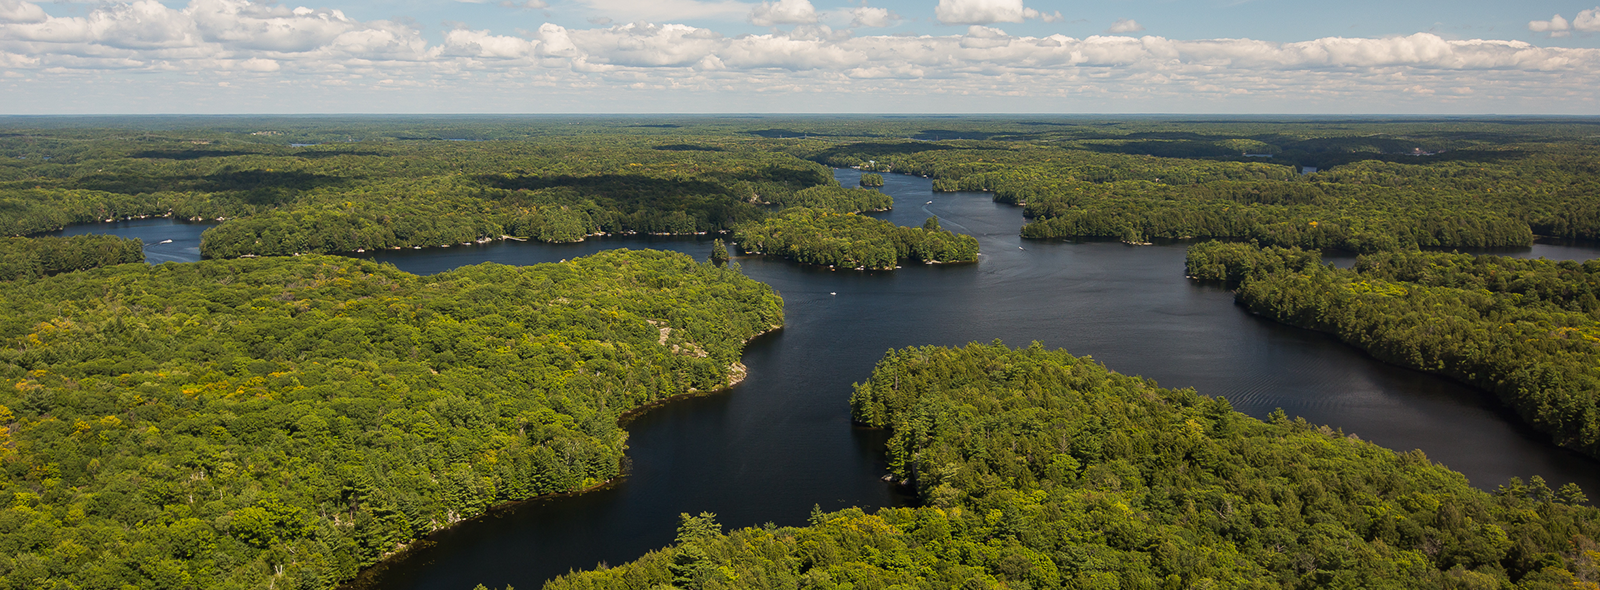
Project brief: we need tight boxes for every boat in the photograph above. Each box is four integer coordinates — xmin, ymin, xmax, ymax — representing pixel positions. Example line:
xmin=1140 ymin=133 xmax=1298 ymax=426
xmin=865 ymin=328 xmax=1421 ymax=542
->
xmin=157 ymin=239 xmax=173 ymax=244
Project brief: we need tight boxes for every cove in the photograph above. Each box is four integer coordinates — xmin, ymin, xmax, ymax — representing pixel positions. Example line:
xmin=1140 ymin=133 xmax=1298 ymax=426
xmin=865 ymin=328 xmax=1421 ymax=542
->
xmin=53 ymin=170 xmax=1600 ymax=590
xmin=39 ymin=217 xmax=217 ymax=264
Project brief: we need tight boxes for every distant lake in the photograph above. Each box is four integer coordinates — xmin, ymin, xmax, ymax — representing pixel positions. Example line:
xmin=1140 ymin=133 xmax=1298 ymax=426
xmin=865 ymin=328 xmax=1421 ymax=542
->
xmin=40 ymin=217 xmax=217 ymax=264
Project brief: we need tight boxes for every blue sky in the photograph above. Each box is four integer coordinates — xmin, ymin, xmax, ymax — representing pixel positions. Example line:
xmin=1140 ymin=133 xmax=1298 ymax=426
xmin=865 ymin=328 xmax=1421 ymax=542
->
xmin=2 ymin=0 xmax=1598 ymax=113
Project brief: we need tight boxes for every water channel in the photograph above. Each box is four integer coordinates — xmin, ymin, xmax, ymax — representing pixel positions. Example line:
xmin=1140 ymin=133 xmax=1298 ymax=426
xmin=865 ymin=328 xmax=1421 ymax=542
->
xmin=55 ymin=170 xmax=1600 ymax=590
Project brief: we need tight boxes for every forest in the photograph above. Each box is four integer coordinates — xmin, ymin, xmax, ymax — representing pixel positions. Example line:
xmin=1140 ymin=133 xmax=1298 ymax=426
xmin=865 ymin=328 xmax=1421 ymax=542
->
xmin=0 ymin=250 xmax=783 ymax=590
xmin=733 ymin=209 xmax=979 ymax=270
xmin=0 ymin=235 xmax=144 ymax=282
xmin=1186 ymin=242 xmax=1600 ymax=459
xmin=544 ymin=342 xmax=1600 ymax=589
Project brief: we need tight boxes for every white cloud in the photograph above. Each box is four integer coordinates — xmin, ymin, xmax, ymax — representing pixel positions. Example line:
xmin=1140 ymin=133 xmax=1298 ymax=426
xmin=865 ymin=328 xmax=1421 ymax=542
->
xmin=1575 ymin=7 xmax=1600 ymax=32
xmin=188 ymin=0 xmax=359 ymax=52
xmin=456 ymin=0 xmax=550 ymax=7
xmin=749 ymin=0 xmax=817 ymax=26
xmin=0 ymin=0 xmax=47 ymax=24
xmin=566 ymin=22 xmax=723 ymax=66
xmin=443 ymin=28 xmax=538 ymax=58
xmin=1529 ymin=8 xmax=1600 ymax=37
xmin=849 ymin=6 xmax=897 ymax=28
xmin=1530 ymin=13 xmax=1571 ymax=37
xmin=574 ymin=0 xmax=753 ymax=22
xmin=934 ymin=0 xmax=1060 ymax=25
xmin=1108 ymin=19 xmax=1143 ymax=34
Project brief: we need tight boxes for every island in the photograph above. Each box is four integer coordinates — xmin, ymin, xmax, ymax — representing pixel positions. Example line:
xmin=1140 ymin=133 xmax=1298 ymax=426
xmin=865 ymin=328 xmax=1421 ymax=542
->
xmin=733 ymin=208 xmax=979 ymax=270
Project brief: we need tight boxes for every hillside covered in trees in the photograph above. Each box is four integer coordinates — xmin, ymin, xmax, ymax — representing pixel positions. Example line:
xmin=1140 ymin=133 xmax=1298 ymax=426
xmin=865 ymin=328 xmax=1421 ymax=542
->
xmin=0 ymin=250 xmax=782 ymax=590
xmin=545 ymin=343 xmax=1600 ymax=589
xmin=734 ymin=209 xmax=978 ymax=270
xmin=1187 ymin=242 xmax=1600 ymax=459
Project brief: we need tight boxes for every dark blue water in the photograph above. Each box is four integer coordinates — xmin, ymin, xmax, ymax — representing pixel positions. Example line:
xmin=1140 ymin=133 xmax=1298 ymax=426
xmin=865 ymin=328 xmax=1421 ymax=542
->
xmin=57 ymin=172 xmax=1600 ymax=590
xmin=41 ymin=217 xmax=217 ymax=264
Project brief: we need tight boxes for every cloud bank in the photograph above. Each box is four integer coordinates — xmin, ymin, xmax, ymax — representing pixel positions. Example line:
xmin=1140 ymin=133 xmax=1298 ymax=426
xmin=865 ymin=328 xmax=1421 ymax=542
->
xmin=0 ymin=0 xmax=1597 ymax=113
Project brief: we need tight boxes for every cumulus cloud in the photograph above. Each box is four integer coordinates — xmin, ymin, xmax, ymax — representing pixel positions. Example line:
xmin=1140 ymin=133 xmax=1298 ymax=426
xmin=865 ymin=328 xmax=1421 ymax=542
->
xmin=0 ymin=0 xmax=47 ymax=24
xmin=849 ymin=5 xmax=897 ymax=28
xmin=1530 ymin=13 xmax=1572 ymax=37
xmin=456 ymin=0 xmax=550 ymax=7
xmin=935 ymin=0 xmax=1061 ymax=25
xmin=749 ymin=0 xmax=817 ymax=26
xmin=1580 ymin=7 xmax=1600 ymax=31
xmin=1530 ymin=8 xmax=1600 ymax=36
xmin=1108 ymin=19 xmax=1143 ymax=34
xmin=443 ymin=28 xmax=538 ymax=58
xmin=575 ymin=0 xmax=753 ymax=22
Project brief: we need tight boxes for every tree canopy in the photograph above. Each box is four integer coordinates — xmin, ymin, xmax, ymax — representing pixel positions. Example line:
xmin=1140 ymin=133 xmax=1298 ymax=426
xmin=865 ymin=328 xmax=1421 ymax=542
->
xmin=0 ymin=250 xmax=783 ymax=590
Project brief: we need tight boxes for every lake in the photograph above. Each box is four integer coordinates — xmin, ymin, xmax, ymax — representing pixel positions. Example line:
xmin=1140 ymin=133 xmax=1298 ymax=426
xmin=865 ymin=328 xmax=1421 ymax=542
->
xmin=57 ymin=170 xmax=1600 ymax=590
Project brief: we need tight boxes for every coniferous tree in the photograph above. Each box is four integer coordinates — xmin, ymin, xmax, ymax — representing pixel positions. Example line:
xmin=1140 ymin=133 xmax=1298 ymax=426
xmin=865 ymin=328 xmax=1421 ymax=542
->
xmin=710 ymin=239 xmax=730 ymax=264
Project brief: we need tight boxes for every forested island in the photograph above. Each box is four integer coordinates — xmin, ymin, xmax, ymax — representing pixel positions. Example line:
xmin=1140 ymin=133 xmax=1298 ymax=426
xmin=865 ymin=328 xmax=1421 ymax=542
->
xmin=733 ymin=208 xmax=978 ymax=269
xmin=0 ymin=250 xmax=781 ymax=589
xmin=544 ymin=343 xmax=1599 ymax=589
xmin=1188 ymin=241 xmax=1600 ymax=459
xmin=859 ymin=173 xmax=884 ymax=187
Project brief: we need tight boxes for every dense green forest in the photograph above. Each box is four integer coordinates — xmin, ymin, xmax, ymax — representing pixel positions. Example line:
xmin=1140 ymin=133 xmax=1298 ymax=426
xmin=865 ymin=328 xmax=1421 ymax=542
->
xmin=0 ymin=250 xmax=783 ymax=590
xmin=0 ymin=235 xmax=144 ymax=282
xmin=545 ymin=342 xmax=1599 ymax=589
xmin=733 ymin=209 xmax=979 ymax=270
xmin=859 ymin=173 xmax=884 ymax=187
xmin=1187 ymin=242 xmax=1600 ymax=459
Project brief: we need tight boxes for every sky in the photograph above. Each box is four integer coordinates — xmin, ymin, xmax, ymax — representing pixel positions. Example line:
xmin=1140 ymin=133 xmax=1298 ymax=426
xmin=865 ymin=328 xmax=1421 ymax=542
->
xmin=1 ymin=0 xmax=1598 ymax=114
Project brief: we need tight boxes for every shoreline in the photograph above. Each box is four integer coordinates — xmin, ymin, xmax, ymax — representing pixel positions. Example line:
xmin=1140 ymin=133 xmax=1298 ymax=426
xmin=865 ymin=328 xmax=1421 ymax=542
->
xmin=336 ymin=322 xmax=782 ymax=590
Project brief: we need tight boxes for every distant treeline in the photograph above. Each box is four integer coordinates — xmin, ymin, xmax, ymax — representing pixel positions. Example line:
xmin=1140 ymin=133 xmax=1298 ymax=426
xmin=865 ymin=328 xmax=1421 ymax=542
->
xmin=544 ymin=342 xmax=1600 ymax=590
xmin=734 ymin=208 xmax=978 ymax=269
xmin=809 ymin=138 xmax=1600 ymax=252
xmin=1188 ymin=242 xmax=1600 ymax=458
xmin=0 ymin=235 xmax=143 ymax=281
xmin=0 ymin=136 xmax=847 ymax=257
